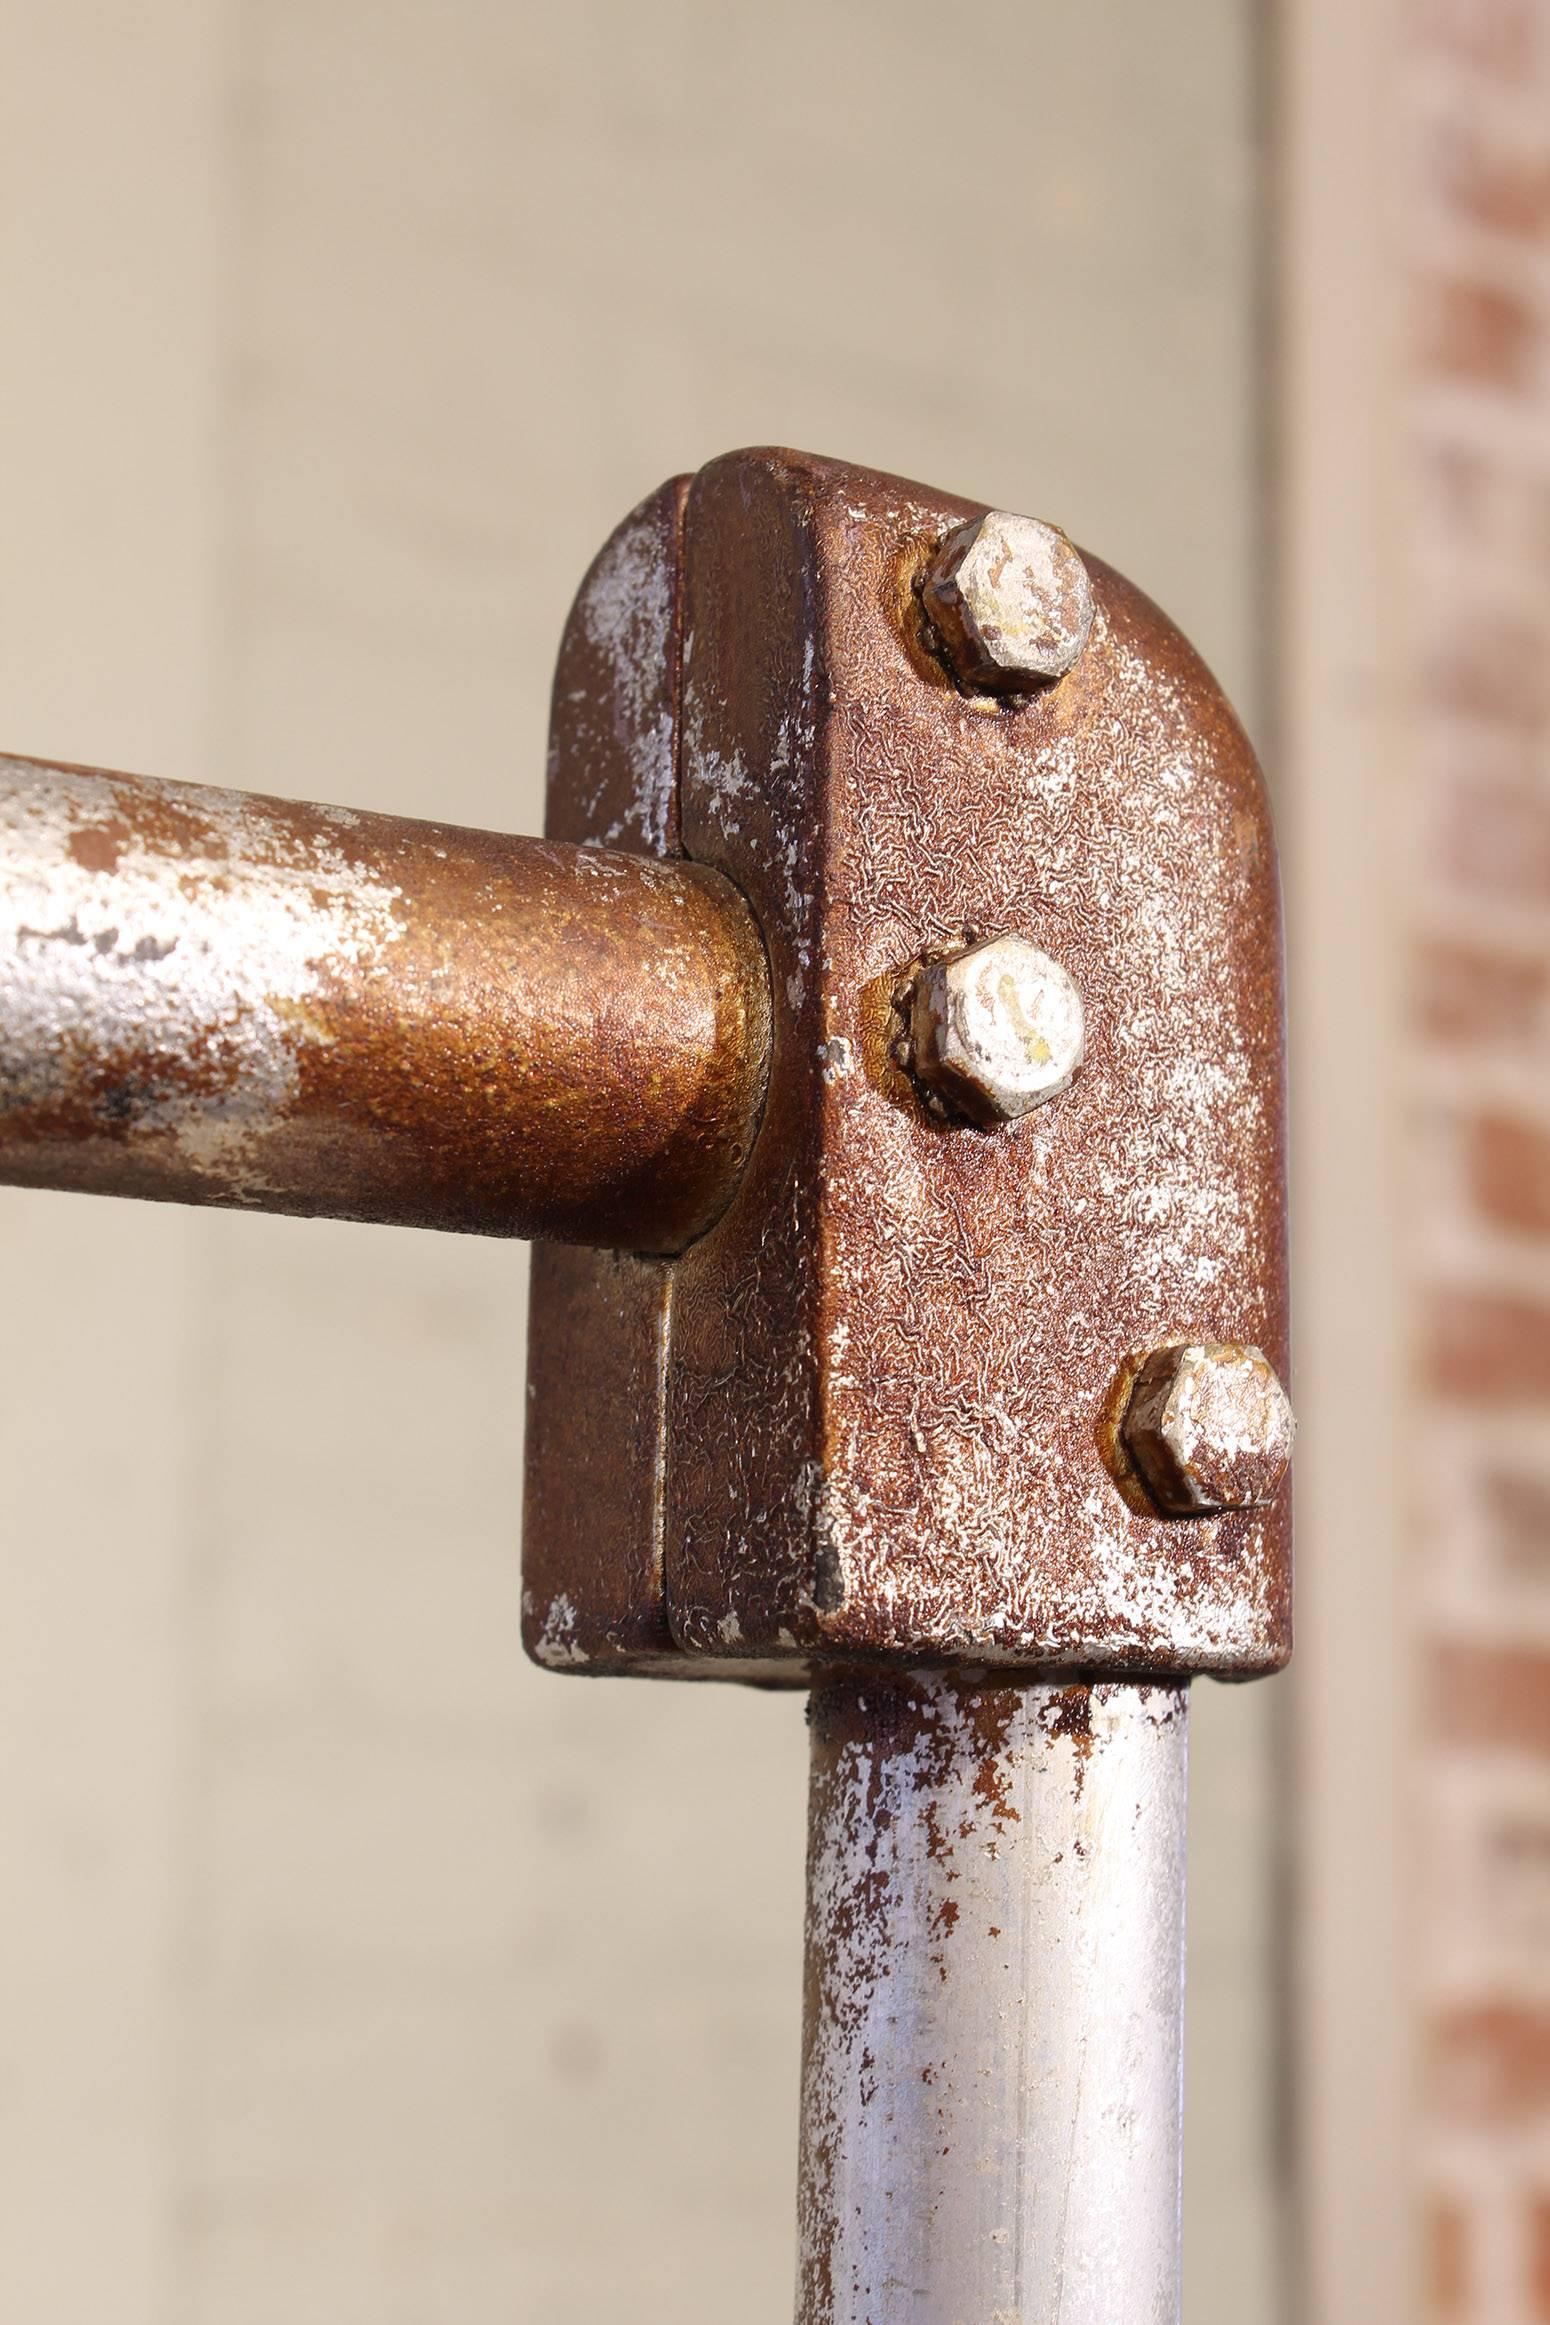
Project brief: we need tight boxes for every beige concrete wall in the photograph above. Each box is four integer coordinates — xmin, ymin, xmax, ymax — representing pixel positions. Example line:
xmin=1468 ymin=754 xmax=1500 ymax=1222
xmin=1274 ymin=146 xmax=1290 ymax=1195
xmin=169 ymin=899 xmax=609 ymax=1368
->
xmin=0 ymin=5 xmax=1279 ymax=2319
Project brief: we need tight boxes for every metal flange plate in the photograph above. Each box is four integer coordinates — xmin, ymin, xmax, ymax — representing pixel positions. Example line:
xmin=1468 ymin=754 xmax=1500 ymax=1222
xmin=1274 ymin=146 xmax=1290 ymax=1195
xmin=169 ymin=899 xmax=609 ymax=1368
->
xmin=523 ymin=449 xmax=1290 ymax=1680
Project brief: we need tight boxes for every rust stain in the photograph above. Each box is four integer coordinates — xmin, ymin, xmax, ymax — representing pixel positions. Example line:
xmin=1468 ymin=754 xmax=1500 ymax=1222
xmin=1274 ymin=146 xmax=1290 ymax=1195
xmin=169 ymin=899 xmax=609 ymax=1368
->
xmin=1039 ymin=1682 xmax=1096 ymax=1751
xmin=66 ymin=818 xmax=130 ymax=876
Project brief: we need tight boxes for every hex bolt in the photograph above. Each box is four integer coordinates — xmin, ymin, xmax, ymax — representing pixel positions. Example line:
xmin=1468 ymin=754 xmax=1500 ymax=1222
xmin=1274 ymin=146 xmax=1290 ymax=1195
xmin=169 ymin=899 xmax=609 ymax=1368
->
xmin=921 ymin=511 xmax=1095 ymax=693
xmin=906 ymin=933 xmax=1085 ymax=1126
xmin=1121 ymin=1342 xmax=1295 ymax=1517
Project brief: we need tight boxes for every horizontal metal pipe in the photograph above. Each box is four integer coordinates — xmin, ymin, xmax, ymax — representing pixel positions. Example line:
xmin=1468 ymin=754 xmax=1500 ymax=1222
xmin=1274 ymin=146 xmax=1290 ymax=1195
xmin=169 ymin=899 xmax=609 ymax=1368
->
xmin=0 ymin=754 xmax=770 ymax=1248
xmin=797 ymin=1671 xmax=1188 ymax=2325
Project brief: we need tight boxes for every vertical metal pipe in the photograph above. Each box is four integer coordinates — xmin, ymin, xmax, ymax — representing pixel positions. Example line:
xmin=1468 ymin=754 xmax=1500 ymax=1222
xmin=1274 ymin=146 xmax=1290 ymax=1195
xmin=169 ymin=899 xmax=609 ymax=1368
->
xmin=796 ymin=1671 xmax=1189 ymax=2325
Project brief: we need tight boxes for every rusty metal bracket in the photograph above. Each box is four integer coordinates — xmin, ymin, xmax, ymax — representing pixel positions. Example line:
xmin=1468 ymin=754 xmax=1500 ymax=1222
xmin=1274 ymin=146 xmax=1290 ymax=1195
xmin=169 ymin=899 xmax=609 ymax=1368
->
xmin=524 ymin=448 xmax=1290 ymax=1684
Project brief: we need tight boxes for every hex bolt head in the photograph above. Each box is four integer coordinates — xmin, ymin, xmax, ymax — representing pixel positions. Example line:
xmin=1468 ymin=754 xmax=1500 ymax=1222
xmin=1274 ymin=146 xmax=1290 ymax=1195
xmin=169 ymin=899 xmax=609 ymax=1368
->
xmin=1122 ymin=1342 xmax=1295 ymax=1517
xmin=922 ymin=511 xmax=1095 ymax=693
xmin=907 ymin=934 xmax=1085 ymax=1125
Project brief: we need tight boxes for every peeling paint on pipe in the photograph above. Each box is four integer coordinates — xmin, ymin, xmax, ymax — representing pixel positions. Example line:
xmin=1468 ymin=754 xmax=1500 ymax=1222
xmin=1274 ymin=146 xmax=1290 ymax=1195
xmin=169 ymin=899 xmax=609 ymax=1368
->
xmin=0 ymin=754 xmax=770 ymax=1249
xmin=797 ymin=1670 xmax=1188 ymax=2324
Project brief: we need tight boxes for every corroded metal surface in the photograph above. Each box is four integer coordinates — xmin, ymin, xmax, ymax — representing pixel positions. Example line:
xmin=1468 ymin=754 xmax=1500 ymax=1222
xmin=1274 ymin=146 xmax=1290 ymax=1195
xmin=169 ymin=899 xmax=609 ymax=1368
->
xmin=524 ymin=482 xmax=690 ymax=1668
xmin=523 ymin=448 xmax=1290 ymax=1679
xmin=519 ymin=478 xmax=799 ymax=1676
xmin=797 ymin=1670 xmax=1188 ymax=2324
xmin=664 ymin=449 xmax=1290 ymax=1676
xmin=0 ymin=751 xmax=769 ymax=1248
xmin=1122 ymin=1340 xmax=1296 ymax=1516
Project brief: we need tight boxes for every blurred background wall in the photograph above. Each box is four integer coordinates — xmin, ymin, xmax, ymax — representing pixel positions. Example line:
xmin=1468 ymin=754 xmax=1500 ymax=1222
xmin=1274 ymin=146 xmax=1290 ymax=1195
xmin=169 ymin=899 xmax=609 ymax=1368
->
xmin=1285 ymin=2 xmax=1550 ymax=2320
xmin=0 ymin=2 xmax=1304 ymax=2320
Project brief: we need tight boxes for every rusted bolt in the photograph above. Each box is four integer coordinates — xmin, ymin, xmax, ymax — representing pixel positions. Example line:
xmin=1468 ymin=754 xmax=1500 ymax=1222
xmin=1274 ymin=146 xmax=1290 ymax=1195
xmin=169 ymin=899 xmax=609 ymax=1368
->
xmin=1121 ymin=1342 xmax=1295 ymax=1517
xmin=921 ymin=511 xmax=1094 ymax=693
xmin=905 ymin=934 xmax=1085 ymax=1126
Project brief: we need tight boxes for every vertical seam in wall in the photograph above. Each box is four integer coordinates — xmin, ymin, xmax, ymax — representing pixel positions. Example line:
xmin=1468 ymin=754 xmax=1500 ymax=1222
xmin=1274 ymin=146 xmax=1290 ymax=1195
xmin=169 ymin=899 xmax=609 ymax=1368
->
xmin=161 ymin=3 xmax=260 ymax=2315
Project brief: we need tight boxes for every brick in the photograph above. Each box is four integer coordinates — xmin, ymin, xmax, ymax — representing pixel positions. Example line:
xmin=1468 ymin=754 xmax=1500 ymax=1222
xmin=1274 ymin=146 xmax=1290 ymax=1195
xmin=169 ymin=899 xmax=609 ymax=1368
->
xmin=1433 ymin=123 xmax=1550 ymax=238
xmin=1431 ymin=2002 xmax=1550 ymax=2122
xmin=1420 ymin=277 xmax=1540 ymax=390
xmin=1426 ymin=1288 xmax=1550 ymax=1400
xmin=1415 ymin=937 xmax=1550 ymax=1045
xmin=1486 ymin=1805 xmax=1550 ymax=1939
xmin=1534 ymin=2193 xmax=1550 ymax=2319
xmin=1441 ymin=784 xmax=1550 ymax=906
xmin=1478 ymin=1804 xmax=1550 ymax=1960
xmin=1467 ymin=1113 xmax=1550 ymax=1235
xmin=1426 ymin=620 xmax=1549 ymax=734
xmin=1420 ymin=439 xmax=1486 ymax=529
xmin=1433 ymin=1643 xmax=1550 ymax=1756
xmin=1429 ymin=2194 xmax=1469 ymax=2318
xmin=1415 ymin=447 xmax=1550 ymax=568
xmin=1417 ymin=0 xmax=1537 ymax=78
xmin=1485 ymin=1468 xmax=1550 ymax=1578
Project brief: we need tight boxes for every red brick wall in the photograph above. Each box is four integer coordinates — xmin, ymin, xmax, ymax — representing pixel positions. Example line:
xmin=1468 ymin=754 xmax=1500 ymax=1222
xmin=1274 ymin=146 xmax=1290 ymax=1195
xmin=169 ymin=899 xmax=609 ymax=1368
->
xmin=1410 ymin=3 xmax=1550 ymax=2314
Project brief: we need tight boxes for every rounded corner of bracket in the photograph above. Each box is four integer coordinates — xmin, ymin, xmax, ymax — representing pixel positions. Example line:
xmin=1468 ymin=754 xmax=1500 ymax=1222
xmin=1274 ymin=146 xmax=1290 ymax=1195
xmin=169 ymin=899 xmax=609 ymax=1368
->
xmin=1098 ymin=557 xmax=1277 ymax=821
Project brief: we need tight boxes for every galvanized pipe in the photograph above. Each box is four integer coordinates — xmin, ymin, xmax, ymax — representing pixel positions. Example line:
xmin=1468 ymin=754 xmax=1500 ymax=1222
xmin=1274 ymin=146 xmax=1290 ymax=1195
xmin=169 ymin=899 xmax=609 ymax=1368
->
xmin=0 ymin=754 xmax=770 ymax=1248
xmin=796 ymin=1671 xmax=1188 ymax=2325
